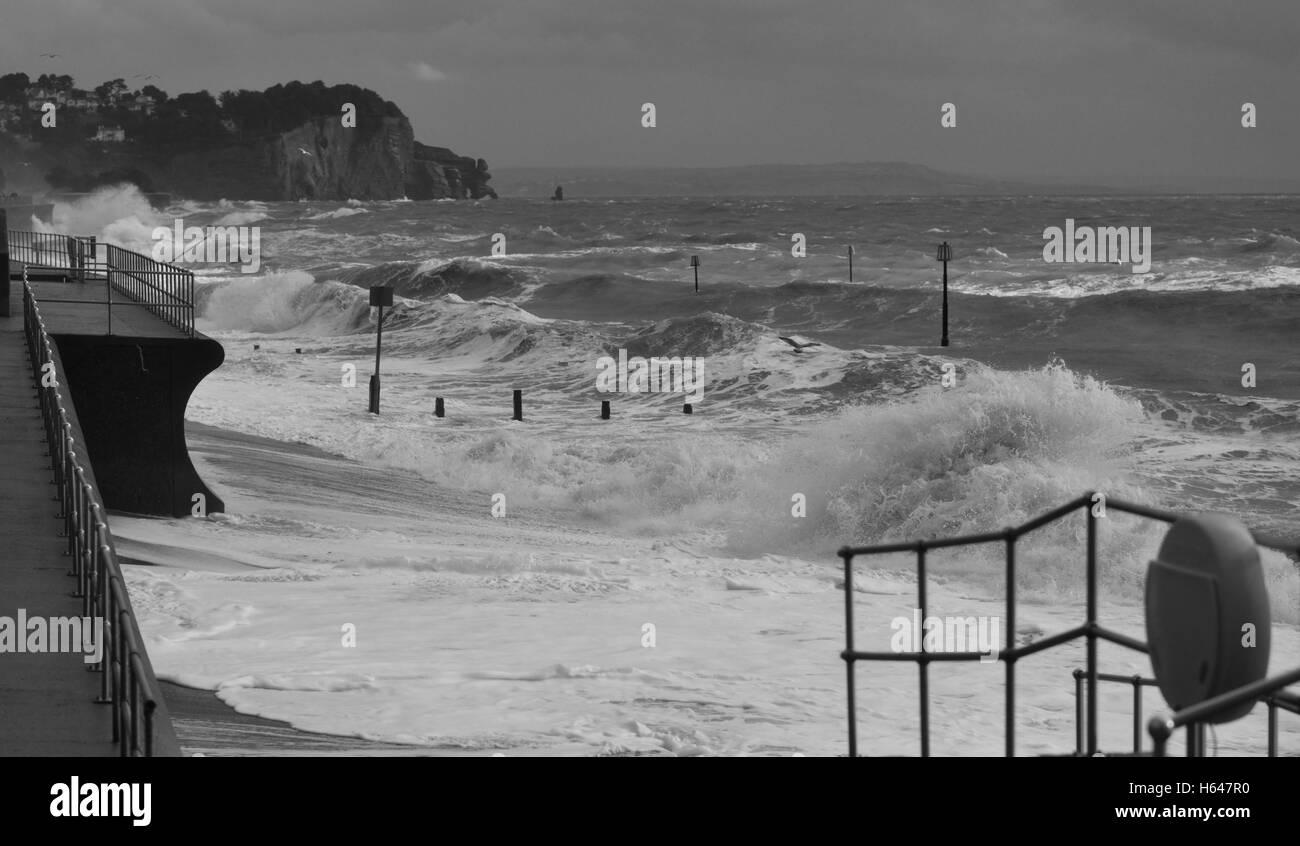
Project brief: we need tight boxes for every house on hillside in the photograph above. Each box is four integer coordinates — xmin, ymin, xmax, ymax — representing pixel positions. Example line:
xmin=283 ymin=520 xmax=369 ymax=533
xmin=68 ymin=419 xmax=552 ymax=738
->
xmin=26 ymin=87 xmax=66 ymax=109
xmin=65 ymin=89 xmax=98 ymax=111
xmin=126 ymin=94 xmax=156 ymax=116
xmin=94 ymin=124 xmax=125 ymax=142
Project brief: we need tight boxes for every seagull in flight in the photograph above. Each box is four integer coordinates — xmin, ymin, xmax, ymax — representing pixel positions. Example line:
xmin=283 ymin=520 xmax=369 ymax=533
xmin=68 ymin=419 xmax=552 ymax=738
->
xmin=778 ymin=336 xmax=822 ymax=352
xmin=297 ymin=147 xmax=313 ymax=156
xmin=40 ymin=53 xmax=61 ymax=59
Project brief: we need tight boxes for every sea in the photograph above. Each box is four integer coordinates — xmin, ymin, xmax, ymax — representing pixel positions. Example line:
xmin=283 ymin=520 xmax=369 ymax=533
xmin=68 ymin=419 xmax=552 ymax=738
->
xmin=35 ymin=186 xmax=1300 ymax=756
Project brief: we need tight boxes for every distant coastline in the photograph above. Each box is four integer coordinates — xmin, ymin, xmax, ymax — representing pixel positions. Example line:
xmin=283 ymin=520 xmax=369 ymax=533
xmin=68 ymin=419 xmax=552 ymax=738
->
xmin=492 ymin=162 xmax=1300 ymax=198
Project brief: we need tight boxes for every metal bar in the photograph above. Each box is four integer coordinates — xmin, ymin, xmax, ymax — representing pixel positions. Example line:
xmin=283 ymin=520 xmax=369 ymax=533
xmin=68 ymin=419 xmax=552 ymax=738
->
xmin=1005 ymin=531 xmax=1015 ymax=757
xmin=1074 ymin=670 xmax=1084 ymax=755
xmin=1132 ymin=676 xmax=1142 ymax=754
xmin=844 ymin=650 xmax=993 ymax=661
xmin=1156 ymin=665 xmax=1300 ymax=730
xmin=1268 ymin=701 xmax=1277 ymax=757
xmin=842 ymin=549 xmax=857 ymax=758
xmin=1016 ymin=494 xmax=1091 ymax=535
xmin=917 ymin=544 xmax=929 ymax=756
xmin=1086 ymin=504 xmax=1097 ymax=756
xmin=1004 ymin=624 xmax=1090 ymax=660
xmin=1092 ymin=626 xmax=1148 ymax=654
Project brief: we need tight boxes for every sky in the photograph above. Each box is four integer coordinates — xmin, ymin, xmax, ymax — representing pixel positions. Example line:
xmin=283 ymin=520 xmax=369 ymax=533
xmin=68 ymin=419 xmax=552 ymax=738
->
xmin=1 ymin=0 xmax=1297 ymax=188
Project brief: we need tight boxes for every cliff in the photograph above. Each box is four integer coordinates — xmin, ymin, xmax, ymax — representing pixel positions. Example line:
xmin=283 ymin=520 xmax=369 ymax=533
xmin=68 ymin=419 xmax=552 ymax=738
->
xmin=91 ymin=116 xmax=496 ymax=201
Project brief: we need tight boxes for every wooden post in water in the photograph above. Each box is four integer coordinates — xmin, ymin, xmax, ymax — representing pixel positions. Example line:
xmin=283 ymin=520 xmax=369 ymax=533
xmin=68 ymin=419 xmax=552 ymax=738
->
xmin=600 ymin=400 xmax=610 ymax=420
xmin=513 ymin=389 xmax=523 ymax=421
xmin=0 ymin=209 xmax=8 ymax=316
xmin=690 ymin=255 xmax=700 ymax=293
xmin=435 ymin=397 xmax=445 ymax=418
xmin=848 ymin=245 xmax=854 ymax=284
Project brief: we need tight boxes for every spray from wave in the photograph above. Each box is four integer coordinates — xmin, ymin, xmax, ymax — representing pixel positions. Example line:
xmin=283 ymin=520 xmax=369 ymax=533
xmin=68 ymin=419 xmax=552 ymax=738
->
xmin=41 ymin=183 xmax=165 ymax=252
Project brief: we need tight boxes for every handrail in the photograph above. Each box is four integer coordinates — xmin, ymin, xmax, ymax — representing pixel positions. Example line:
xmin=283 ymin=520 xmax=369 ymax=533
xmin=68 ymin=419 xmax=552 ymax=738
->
xmin=22 ymin=280 xmax=163 ymax=756
xmin=1072 ymin=670 xmax=1300 ymax=756
xmin=1148 ymin=666 xmax=1300 ymax=757
xmin=839 ymin=493 xmax=1300 ymax=757
xmin=8 ymin=229 xmax=195 ymax=337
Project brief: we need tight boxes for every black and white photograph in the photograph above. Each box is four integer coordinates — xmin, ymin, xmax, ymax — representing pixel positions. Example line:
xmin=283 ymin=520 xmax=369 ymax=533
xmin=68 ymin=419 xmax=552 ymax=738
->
xmin=0 ymin=0 xmax=1297 ymax=818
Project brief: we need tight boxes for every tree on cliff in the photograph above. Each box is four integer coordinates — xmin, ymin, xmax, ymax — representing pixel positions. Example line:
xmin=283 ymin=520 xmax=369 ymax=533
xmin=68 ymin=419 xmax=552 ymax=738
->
xmin=0 ymin=73 xmax=30 ymax=103
xmin=94 ymin=79 xmax=129 ymax=102
xmin=36 ymin=74 xmax=74 ymax=92
xmin=219 ymin=81 xmax=403 ymax=137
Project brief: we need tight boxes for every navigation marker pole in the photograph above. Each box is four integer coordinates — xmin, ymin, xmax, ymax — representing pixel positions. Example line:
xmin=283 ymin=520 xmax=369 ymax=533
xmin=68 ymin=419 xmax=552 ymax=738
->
xmin=936 ymin=242 xmax=952 ymax=347
xmin=369 ymin=285 xmax=393 ymax=413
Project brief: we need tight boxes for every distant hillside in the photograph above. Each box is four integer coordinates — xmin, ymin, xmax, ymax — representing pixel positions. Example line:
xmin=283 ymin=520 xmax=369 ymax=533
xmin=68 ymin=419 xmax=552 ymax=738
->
xmin=492 ymin=162 xmax=1300 ymax=198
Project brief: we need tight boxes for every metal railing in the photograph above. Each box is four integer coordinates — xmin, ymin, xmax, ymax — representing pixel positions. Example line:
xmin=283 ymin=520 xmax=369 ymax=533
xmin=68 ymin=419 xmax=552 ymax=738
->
xmin=6 ymin=229 xmax=93 ymax=278
xmin=103 ymin=243 xmax=194 ymax=336
xmin=7 ymin=229 xmax=195 ymax=336
xmin=22 ymin=280 xmax=163 ymax=756
xmin=839 ymin=492 xmax=1300 ymax=757
xmin=1071 ymin=669 xmax=1300 ymax=756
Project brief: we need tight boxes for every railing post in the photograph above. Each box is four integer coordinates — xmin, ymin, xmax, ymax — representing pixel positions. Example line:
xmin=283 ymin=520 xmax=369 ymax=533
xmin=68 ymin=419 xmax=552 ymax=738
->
xmin=841 ymin=549 xmax=857 ymax=758
xmin=1132 ymin=676 xmax=1143 ymax=754
xmin=1073 ymin=669 xmax=1084 ymax=755
xmin=1005 ymin=530 xmax=1017 ymax=757
xmin=1086 ymin=499 xmax=1098 ymax=756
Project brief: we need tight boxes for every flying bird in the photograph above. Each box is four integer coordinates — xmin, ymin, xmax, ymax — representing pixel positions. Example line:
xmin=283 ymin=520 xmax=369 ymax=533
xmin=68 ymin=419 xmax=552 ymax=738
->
xmin=778 ymin=336 xmax=822 ymax=352
xmin=297 ymin=147 xmax=313 ymax=157
xmin=40 ymin=53 xmax=61 ymax=58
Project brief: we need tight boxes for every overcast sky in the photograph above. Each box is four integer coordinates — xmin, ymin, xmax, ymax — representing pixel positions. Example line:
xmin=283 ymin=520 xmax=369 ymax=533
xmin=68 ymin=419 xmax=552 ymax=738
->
xmin=2 ymin=0 xmax=1296 ymax=187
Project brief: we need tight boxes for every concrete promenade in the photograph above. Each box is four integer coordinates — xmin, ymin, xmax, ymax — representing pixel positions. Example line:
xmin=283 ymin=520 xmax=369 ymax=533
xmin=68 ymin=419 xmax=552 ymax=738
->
xmin=0 ymin=286 xmax=118 ymax=755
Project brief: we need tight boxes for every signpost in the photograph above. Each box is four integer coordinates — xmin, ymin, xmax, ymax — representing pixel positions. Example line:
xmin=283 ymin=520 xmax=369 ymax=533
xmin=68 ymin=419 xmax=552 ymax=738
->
xmin=369 ymin=285 xmax=393 ymax=413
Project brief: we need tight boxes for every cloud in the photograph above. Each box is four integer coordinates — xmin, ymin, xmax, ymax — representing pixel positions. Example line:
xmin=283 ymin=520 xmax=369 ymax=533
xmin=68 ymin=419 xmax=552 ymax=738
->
xmin=409 ymin=61 xmax=448 ymax=83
